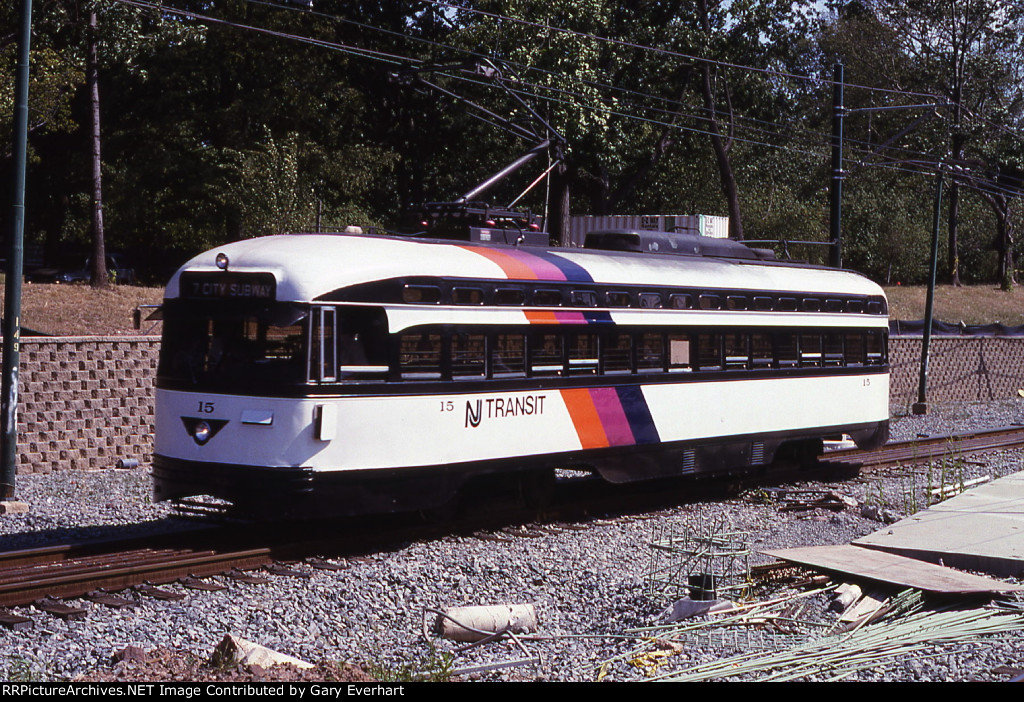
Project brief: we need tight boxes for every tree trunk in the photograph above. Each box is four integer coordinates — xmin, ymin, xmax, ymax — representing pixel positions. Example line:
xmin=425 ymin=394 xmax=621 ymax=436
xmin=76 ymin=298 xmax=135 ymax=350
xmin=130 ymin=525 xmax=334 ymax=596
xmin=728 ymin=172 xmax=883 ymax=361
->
xmin=551 ymin=159 xmax=572 ymax=247
xmin=87 ymin=11 xmax=108 ymax=289
xmin=697 ymin=0 xmax=743 ymax=240
xmin=700 ymin=63 xmax=743 ymax=240
xmin=979 ymin=190 xmax=1015 ymax=291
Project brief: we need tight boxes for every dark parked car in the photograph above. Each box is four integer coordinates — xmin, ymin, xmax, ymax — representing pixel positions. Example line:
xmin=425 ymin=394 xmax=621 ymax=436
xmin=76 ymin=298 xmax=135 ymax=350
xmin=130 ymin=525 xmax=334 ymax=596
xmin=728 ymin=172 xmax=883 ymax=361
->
xmin=28 ymin=254 xmax=136 ymax=284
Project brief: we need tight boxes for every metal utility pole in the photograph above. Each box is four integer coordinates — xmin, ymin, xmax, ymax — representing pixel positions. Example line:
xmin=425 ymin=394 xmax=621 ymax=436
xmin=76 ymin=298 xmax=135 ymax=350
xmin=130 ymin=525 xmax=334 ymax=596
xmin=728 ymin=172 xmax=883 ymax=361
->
xmin=1 ymin=0 xmax=32 ymax=507
xmin=829 ymin=63 xmax=845 ymax=269
xmin=913 ymin=166 xmax=945 ymax=415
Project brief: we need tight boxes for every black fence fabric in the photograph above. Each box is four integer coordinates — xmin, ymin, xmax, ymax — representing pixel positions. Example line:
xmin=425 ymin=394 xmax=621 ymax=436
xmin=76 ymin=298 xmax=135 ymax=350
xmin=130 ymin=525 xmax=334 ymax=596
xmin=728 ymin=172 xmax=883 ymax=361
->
xmin=890 ymin=320 xmax=1024 ymax=337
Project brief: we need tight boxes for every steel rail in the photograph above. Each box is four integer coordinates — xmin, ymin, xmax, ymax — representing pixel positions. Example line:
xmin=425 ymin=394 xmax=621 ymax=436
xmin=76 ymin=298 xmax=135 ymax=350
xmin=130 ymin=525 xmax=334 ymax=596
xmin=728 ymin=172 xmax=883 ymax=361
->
xmin=0 ymin=545 xmax=274 ymax=607
xmin=824 ymin=426 xmax=1024 ymax=469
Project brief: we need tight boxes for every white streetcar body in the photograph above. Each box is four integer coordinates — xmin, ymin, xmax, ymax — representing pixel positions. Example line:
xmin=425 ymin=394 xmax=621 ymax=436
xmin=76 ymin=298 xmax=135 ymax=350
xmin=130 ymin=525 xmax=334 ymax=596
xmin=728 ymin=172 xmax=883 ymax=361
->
xmin=152 ymin=232 xmax=889 ymax=516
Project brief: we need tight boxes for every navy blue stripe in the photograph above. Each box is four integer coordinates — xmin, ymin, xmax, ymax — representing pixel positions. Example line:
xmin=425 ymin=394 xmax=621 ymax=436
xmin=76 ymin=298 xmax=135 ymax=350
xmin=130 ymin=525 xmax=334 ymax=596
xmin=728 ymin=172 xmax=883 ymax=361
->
xmin=533 ymin=251 xmax=594 ymax=283
xmin=615 ymin=385 xmax=660 ymax=444
xmin=532 ymin=251 xmax=612 ymax=324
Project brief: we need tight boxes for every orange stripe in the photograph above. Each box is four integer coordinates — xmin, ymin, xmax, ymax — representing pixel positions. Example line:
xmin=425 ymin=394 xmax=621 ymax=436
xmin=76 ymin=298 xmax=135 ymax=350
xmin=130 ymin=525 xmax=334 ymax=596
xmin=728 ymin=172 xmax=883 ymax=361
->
xmin=561 ymin=388 xmax=609 ymax=449
xmin=466 ymin=247 xmax=538 ymax=280
xmin=524 ymin=310 xmax=559 ymax=324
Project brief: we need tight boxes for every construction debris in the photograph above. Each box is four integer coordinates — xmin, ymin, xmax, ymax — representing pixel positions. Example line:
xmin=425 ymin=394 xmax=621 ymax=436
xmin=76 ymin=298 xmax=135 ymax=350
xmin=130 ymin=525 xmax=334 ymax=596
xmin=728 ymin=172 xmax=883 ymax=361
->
xmin=598 ymin=585 xmax=835 ymax=679
xmin=829 ymin=583 xmax=863 ymax=613
xmin=930 ymin=475 xmax=991 ymax=499
xmin=761 ymin=545 xmax=1024 ymax=595
xmin=656 ymin=598 xmax=1024 ymax=682
xmin=836 ymin=589 xmax=890 ymax=632
xmin=659 ymin=597 xmax=735 ymax=623
xmin=860 ymin=503 xmax=901 ymax=524
xmin=210 ymin=634 xmax=314 ymax=671
xmin=432 ymin=603 xmax=538 ymax=642
xmin=647 ymin=518 xmax=752 ymax=601
xmin=759 ymin=488 xmax=858 ymax=513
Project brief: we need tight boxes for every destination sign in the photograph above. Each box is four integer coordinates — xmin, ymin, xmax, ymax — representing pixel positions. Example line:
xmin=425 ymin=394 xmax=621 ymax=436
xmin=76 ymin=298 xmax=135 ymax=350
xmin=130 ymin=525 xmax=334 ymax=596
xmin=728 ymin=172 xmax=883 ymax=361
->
xmin=180 ymin=272 xmax=277 ymax=300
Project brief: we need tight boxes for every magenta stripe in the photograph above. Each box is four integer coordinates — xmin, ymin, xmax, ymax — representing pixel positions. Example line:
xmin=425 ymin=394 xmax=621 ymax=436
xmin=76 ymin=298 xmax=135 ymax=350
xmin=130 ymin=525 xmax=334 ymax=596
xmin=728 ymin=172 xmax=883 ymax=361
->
xmin=498 ymin=248 xmax=567 ymax=281
xmin=589 ymin=387 xmax=636 ymax=446
xmin=554 ymin=310 xmax=588 ymax=324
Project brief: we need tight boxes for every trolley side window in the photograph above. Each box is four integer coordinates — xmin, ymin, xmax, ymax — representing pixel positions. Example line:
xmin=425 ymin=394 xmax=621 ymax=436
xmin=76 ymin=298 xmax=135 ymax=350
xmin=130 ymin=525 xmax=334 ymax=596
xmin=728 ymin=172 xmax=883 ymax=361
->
xmin=751 ymin=333 xmax=773 ymax=368
xmin=866 ymin=331 xmax=886 ymax=364
xmin=530 ymin=333 xmax=563 ymax=376
xmin=668 ymin=334 xmax=691 ymax=372
xmin=567 ymin=333 xmax=598 ymax=375
xmin=492 ymin=334 xmax=526 ymax=378
xmin=823 ymin=333 xmax=844 ymax=366
xmin=451 ymin=333 xmax=486 ymax=379
xmin=724 ymin=333 xmax=749 ymax=369
xmin=638 ymin=333 xmax=666 ymax=372
xmin=399 ymin=333 xmax=442 ymax=379
xmin=845 ymin=332 xmax=866 ymax=366
xmin=337 ymin=307 xmax=390 ymax=379
xmin=776 ymin=334 xmax=799 ymax=367
xmin=696 ymin=334 xmax=723 ymax=370
xmin=603 ymin=334 xmax=633 ymax=374
xmin=800 ymin=333 xmax=822 ymax=367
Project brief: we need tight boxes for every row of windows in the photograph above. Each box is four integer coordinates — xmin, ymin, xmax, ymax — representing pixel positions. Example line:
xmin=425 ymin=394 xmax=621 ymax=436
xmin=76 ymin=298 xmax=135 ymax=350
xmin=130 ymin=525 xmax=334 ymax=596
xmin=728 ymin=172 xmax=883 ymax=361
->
xmin=399 ymin=281 xmax=887 ymax=316
xmin=395 ymin=328 xmax=888 ymax=381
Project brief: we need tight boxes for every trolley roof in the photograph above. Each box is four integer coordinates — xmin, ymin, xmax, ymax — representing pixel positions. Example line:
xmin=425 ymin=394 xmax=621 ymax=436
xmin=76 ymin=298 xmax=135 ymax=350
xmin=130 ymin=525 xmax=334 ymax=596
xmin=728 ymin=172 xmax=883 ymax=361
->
xmin=166 ymin=233 xmax=885 ymax=303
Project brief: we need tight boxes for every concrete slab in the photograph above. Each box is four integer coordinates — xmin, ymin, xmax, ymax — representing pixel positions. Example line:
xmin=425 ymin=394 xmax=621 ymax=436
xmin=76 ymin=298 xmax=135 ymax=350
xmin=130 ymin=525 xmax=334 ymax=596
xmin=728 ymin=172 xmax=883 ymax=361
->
xmin=761 ymin=545 xmax=1024 ymax=594
xmin=0 ymin=501 xmax=29 ymax=515
xmin=855 ymin=471 xmax=1024 ymax=578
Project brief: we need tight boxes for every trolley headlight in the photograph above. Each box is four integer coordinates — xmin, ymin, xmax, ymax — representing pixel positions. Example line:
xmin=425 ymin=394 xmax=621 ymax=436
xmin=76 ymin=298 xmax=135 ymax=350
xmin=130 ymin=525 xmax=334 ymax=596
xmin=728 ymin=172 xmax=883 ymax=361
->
xmin=215 ymin=252 xmax=229 ymax=270
xmin=181 ymin=416 xmax=227 ymax=445
xmin=193 ymin=420 xmax=212 ymax=444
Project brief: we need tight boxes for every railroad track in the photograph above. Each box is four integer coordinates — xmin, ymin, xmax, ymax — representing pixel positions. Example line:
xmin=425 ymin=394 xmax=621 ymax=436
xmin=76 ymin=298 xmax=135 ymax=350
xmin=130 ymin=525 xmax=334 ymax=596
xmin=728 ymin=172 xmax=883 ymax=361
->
xmin=3 ymin=425 xmax=1024 ymax=621
xmin=0 ymin=512 xmax=460 ymax=616
xmin=0 ymin=545 xmax=274 ymax=609
xmin=825 ymin=424 xmax=1024 ymax=469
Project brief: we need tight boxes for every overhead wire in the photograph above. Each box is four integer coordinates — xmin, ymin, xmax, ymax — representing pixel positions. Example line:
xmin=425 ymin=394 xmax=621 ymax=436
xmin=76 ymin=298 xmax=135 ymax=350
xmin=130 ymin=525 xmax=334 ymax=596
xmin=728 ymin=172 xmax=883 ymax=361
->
xmin=242 ymin=0 xmax=966 ymax=162
xmin=238 ymin=0 xmax=840 ymax=150
xmin=147 ymin=0 xmax=940 ymax=165
xmin=115 ymin=0 xmax=828 ymax=158
xmin=111 ymin=0 xmax=1015 ymax=194
xmin=242 ymin=0 xmax=999 ymax=181
xmin=423 ymin=0 xmax=953 ymax=102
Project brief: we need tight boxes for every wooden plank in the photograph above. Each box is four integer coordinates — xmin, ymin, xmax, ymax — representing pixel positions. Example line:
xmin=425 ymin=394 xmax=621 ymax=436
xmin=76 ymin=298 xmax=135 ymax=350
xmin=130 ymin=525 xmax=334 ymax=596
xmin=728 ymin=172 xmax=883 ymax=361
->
xmin=839 ymin=589 xmax=888 ymax=627
xmin=761 ymin=545 xmax=1024 ymax=594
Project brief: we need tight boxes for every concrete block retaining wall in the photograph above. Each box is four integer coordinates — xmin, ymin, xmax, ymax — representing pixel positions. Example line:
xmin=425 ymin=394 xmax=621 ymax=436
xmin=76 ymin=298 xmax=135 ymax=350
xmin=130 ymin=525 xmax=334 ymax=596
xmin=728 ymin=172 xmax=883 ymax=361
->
xmin=4 ymin=336 xmax=1024 ymax=475
xmin=15 ymin=336 xmax=160 ymax=475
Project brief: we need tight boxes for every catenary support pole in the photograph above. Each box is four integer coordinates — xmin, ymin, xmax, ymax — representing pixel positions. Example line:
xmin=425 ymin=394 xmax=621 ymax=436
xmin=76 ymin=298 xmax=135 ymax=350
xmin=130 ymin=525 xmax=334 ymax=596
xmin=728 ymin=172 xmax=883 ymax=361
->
xmin=913 ymin=166 xmax=944 ymax=415
xmin=1 ymin=0 xmax=32 ymax=505
xmin=829 ymin=63 xmax=845 ymax=269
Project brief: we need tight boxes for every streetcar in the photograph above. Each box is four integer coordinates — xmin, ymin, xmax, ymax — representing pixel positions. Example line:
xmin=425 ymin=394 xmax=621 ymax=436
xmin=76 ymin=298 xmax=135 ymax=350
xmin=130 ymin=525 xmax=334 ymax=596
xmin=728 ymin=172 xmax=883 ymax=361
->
xmin=151 ymin=229 xmax=889 ymax=517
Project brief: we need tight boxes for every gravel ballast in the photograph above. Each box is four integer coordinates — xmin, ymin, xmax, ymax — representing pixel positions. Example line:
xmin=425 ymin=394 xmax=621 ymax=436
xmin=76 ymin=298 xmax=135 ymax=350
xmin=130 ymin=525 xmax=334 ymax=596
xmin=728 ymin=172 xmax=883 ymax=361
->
xmin=2 ymin=400 xmax=1024 ymax=682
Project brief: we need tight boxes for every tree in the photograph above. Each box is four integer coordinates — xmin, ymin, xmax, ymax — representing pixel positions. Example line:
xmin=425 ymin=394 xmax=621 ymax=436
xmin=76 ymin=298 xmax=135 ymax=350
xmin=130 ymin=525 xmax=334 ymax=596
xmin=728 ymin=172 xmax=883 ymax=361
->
xmin=866 ymin=0 xmax=1024 ymax=285
xmin=0 ymin=0 xmax=84 ymax=157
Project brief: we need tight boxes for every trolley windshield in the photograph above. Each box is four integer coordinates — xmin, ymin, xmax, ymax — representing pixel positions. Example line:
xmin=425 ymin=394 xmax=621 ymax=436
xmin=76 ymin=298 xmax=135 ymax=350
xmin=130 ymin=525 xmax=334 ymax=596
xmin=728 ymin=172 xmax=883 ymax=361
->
xmin=157 ymin=300 xmax=309 ymax=389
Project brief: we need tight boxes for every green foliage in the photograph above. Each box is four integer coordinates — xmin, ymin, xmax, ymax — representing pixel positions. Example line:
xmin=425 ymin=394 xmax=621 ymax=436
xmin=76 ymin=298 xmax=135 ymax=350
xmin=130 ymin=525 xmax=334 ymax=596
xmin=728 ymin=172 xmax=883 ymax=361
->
xmin=2 ymin=656 xmax=51 ymax=682
xmin=5 ymin=0 xmax=1024 ymax=285
xmin=365 ymin=644 xmax=455 ymax=683
xmin=225 ymin=131 xmax=315 ymax=238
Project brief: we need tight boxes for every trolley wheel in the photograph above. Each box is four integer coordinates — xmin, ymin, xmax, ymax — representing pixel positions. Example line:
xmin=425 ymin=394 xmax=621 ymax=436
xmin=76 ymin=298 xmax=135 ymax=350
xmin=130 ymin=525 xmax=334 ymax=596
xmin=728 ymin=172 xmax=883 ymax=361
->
xmin=518 ymin=469 xmax=555 ymax=510
xmin=418 ymin=495 xmax=461 ymax=524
